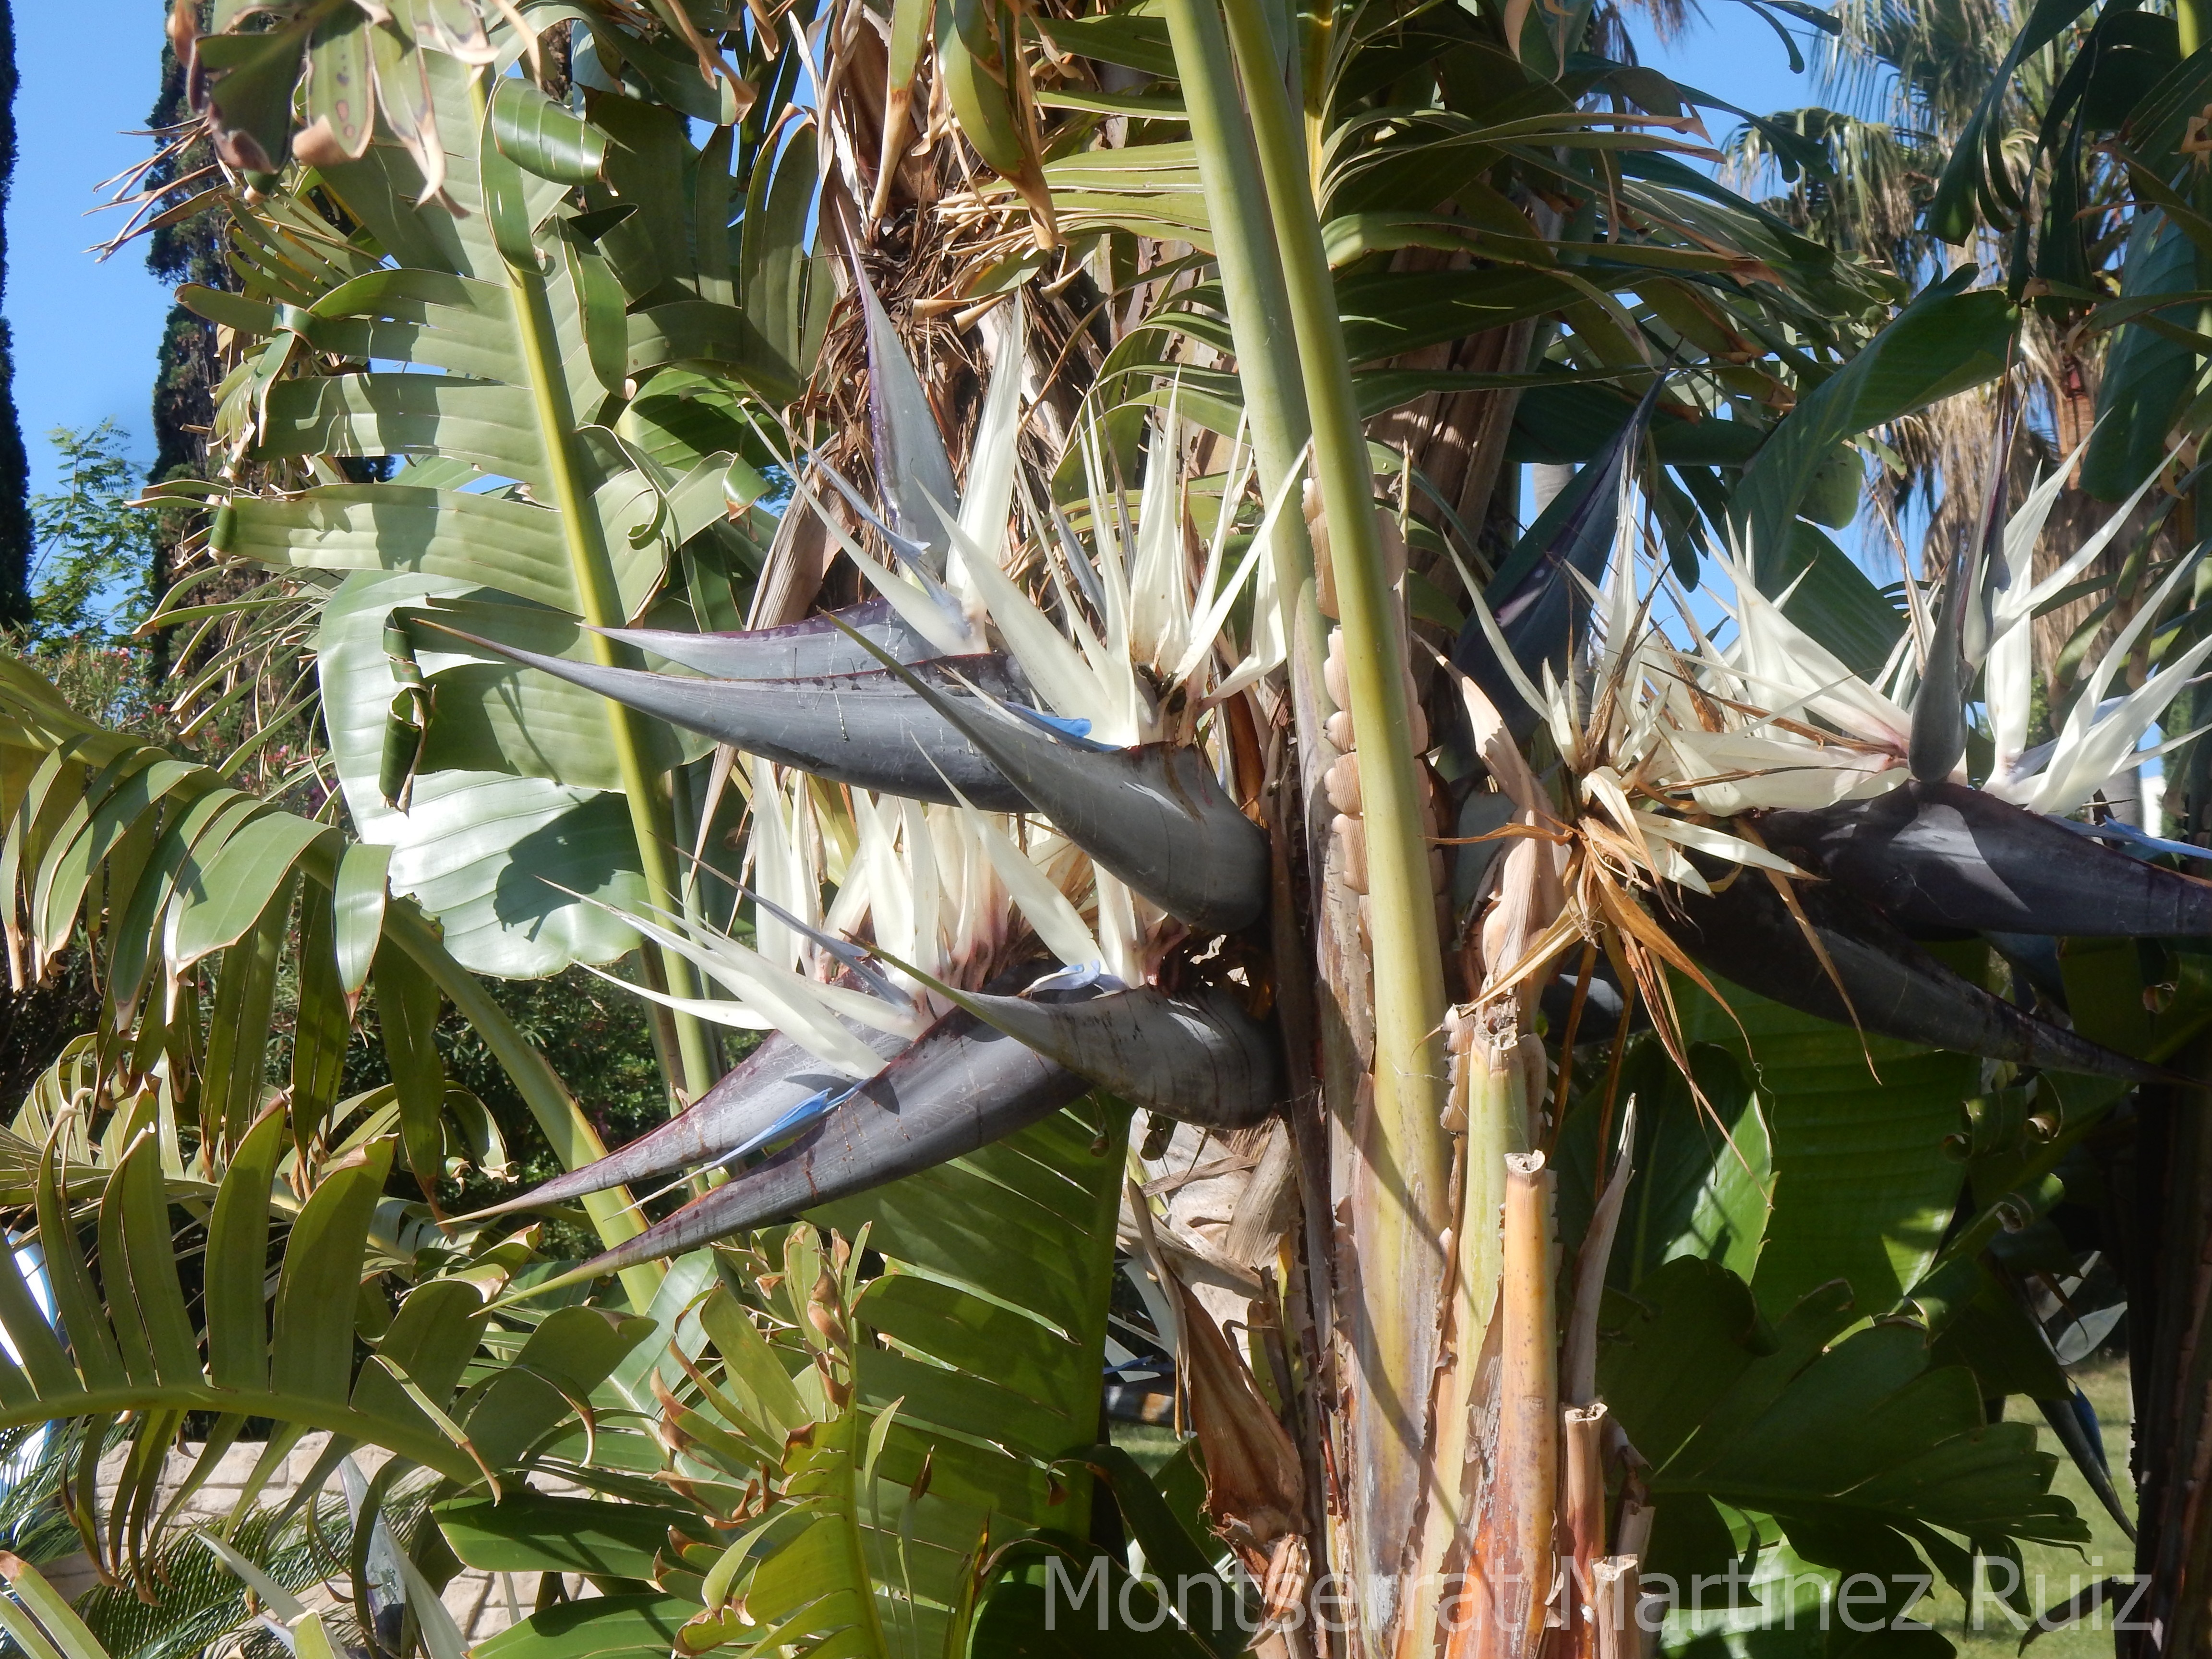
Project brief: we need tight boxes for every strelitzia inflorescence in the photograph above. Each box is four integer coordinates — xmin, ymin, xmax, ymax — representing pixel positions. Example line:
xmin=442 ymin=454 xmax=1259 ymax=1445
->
xmin=1454 ymin=398 xmax=2212 ymax=1088
xmin=463 ymin=280 xmax=1295 ymax=1270
xmin=474 ymin=321 xmax=2212 ymax=1265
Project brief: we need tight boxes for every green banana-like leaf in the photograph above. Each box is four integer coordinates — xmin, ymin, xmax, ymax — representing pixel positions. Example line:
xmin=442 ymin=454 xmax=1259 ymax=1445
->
xmin=1728 ymin=265 xmax=2016 ymax=606
xmin=1926 ymin=0 xmax=2097 ymax=243
xmin=198 ymin=12 xmax=814 ymax=978
xmin=437 ymin=1490 xmax=711 ymax=1579
xmin=475 ymin=1597 xmax=696 ymax=1659
xmin=825 ymin=1107 xmax=1129 ymax=1593
xmin=490 ymin=78 xmax=607 ymax=185
xmin=1601 ymin=1259 xmax=2087 ymax=1623
xmin=1555 ymin=1038 xmax=1772 ymax=1293
xmin=1678 ymin=971 xmax=1979 ymax=1322
xmin=1552 ymin=979 xmax=2084 ymax=1629
xmin=2082 ymin=213 xmax=2197 ymax=502
xmin=0 ymin=660 xmax=653 ymax=1282
xmin=709 ymin=1105 xmax=1131 ymax=1655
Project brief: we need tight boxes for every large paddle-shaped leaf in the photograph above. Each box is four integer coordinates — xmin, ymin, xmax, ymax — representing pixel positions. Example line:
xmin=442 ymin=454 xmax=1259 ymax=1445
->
xmin=0 ymin=661 xmax=656 ymax=1288
xmin=1601 ymin=1260 xmax=2085 ymax=1624
xmin=193 ymin=8 xmax=820 ymax=976
xmin=1724 ymin=267 xmax=2014 ymax=666
xmin=1674 ymin=976 xmax=1981 ymax=1321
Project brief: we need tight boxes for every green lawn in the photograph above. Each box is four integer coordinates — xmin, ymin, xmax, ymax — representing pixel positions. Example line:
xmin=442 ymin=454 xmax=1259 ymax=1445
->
xmin=1917 ymin=1357 xmax=2137 ymax=1659
xmin=1109 ymin=1419 xmax=1186 ymax=1478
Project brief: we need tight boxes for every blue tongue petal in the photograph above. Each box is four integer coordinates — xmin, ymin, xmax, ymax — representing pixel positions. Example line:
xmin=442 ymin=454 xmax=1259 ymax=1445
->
xmin=718 ymin=1085 xmax=854 ymax=1166
xmin=2055 ymin=815 xmax=2212 ymax=865
xmin=1007 ymin=703 xmax=1118 ymax=751
xmin=1025 ymin=961 xmax=1127 ymax=997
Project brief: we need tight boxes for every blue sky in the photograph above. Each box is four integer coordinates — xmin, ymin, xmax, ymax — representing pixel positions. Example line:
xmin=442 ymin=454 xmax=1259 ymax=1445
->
xmin=0 ymin=3 xmax=1842 ymax=503
xmin=10 ymin=1 xmax=177 ymax=504
xmin=1639 ymin=8 xmax=1841 ymax=135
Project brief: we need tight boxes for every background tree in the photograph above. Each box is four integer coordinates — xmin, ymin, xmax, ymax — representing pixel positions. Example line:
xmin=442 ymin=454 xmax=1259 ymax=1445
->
xmin=0 ymin=0 xmax=36 ymax=630
xmin=25 ymin=421 xmax=160 ymax=652
xmin=139 ymin=17 xmax=226 ymax=679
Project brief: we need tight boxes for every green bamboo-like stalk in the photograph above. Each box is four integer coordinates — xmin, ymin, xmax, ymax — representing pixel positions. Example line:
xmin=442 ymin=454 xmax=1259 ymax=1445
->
xmin=1156 ymin=0 xmax=1313 ymax=607
xmin=1158 ymin=0 xmax=1437 ymax=1619
xmin=473 ymin=79 xmax=718 ymax=1108
xmin=1157 ymin=0 xmax=1337 ymax=999
xmin=1208 ymin=0 xmax=1451 ymax=1142
xmin=385 ymin=901 xmax=665 ymax=1313
xmin=1213 ymin=0 xmax=1455 ymax=1586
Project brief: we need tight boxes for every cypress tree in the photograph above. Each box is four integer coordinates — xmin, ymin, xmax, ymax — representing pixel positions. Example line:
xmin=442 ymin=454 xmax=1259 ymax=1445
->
xmin=143 ymin=15 xmax=225 ymax=673
xmin=0 ymin=0 xmax=36 ymax=631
